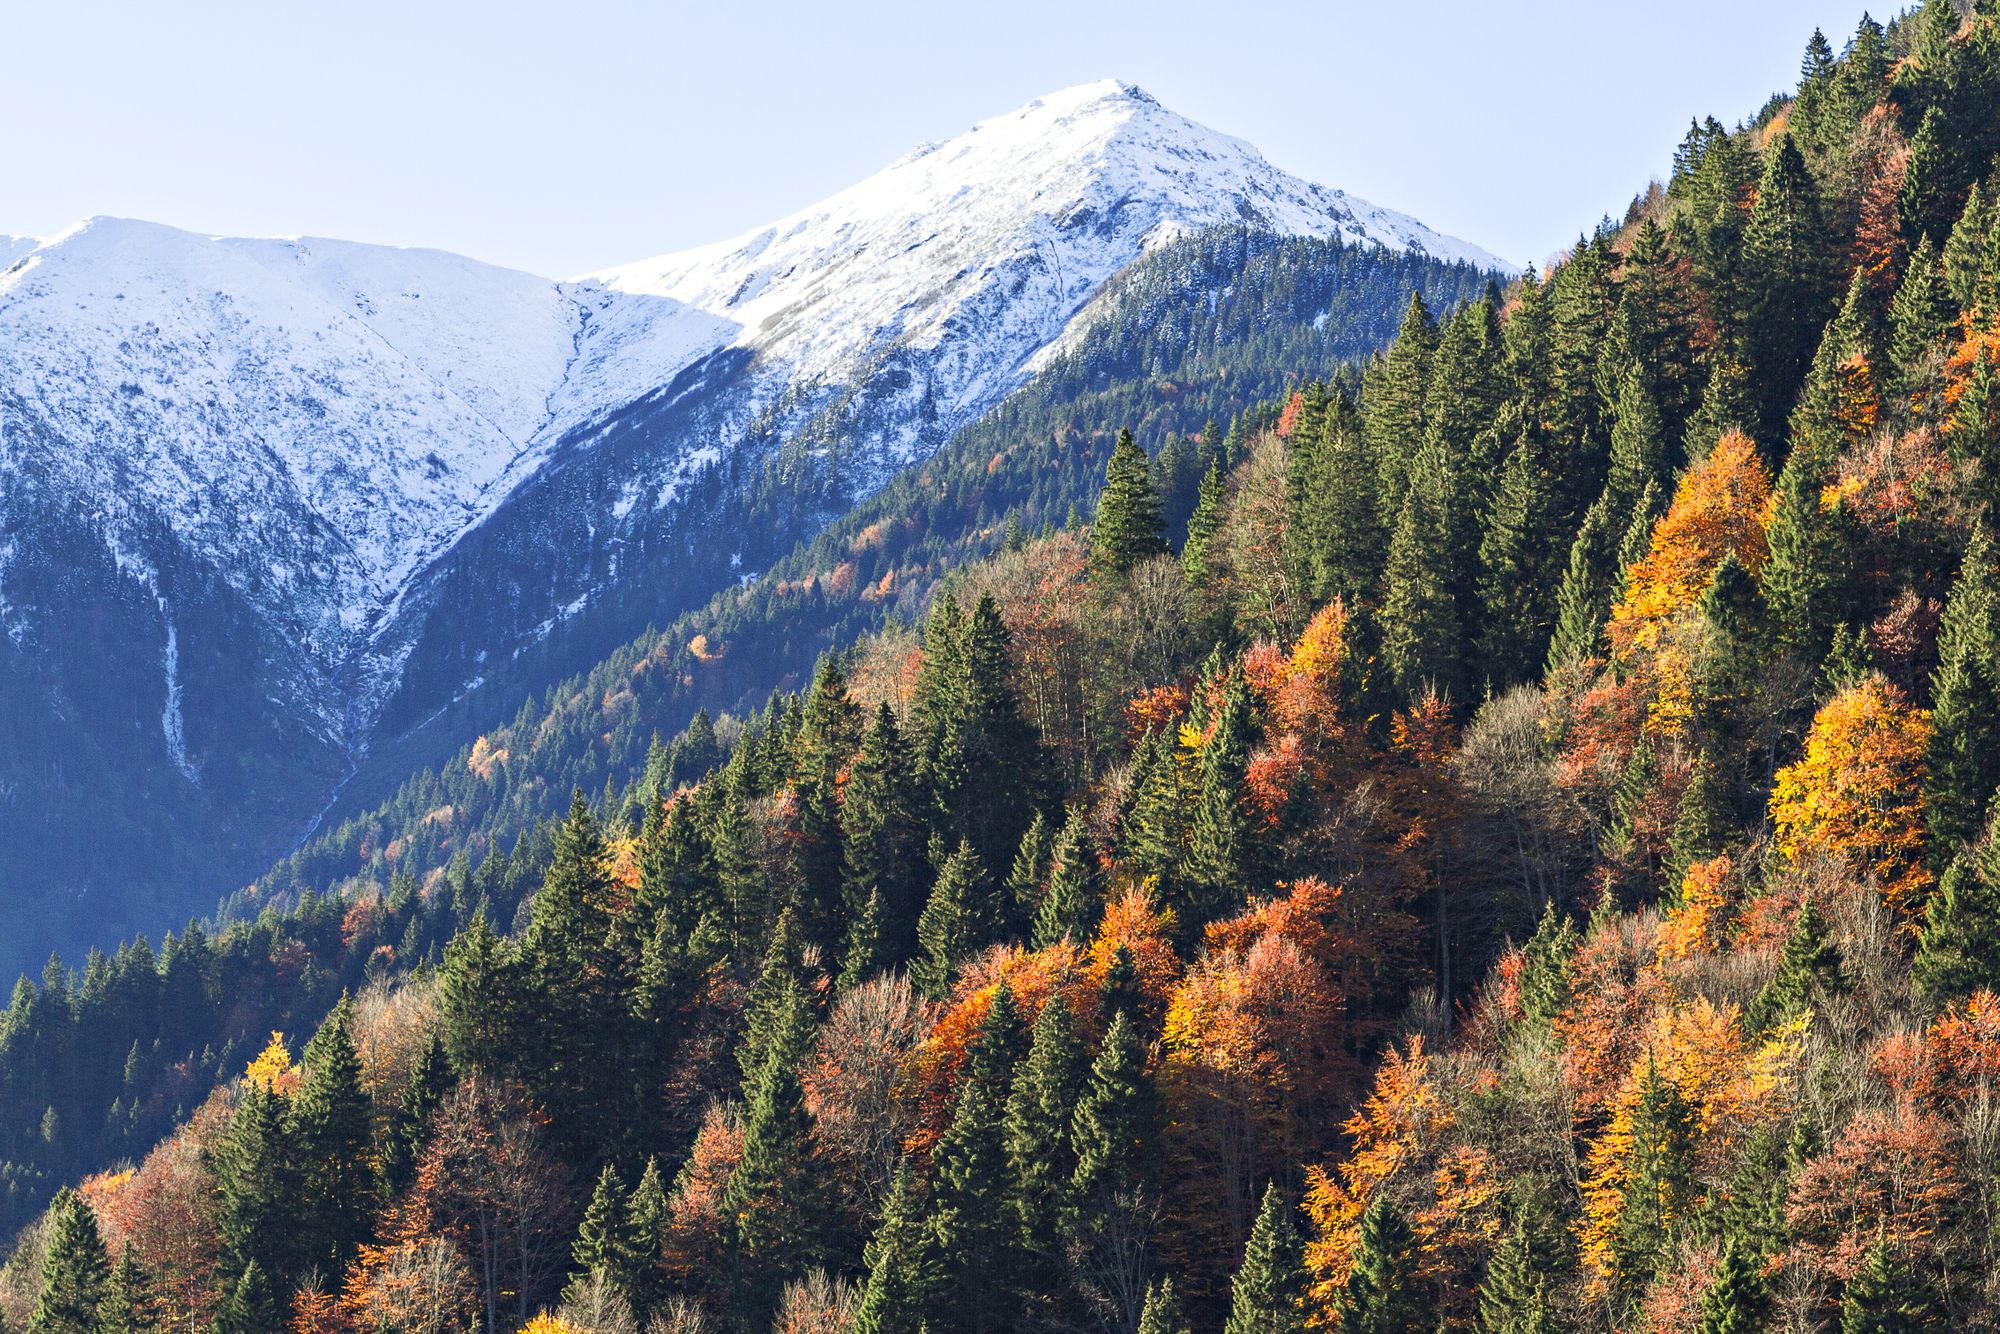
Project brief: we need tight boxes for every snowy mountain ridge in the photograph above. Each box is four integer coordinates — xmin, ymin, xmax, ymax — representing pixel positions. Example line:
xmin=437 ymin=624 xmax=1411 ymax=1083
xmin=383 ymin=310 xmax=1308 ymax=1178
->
xmin=0 ymin=81 xmax=1507 ymax=956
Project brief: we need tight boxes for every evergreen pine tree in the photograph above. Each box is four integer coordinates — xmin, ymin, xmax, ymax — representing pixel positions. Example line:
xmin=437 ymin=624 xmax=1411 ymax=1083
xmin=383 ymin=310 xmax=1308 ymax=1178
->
xmin=1475 ymin=1208 xmax=1553 ymax=1334
xmin=1545 ymin=492 xmax=1622 ymax=671
xmin=1328 ymin=1195 xmax=1423 ymax=1334
xmin=928 ymin=1027 xmax=1023 ymax=1331
xmin=1697 ymin=1235 xmax=1771 ymax=1334
xmin=211 ymin=1261 xmax=276 ymax=1334
xmin=1004 ymin=810 xmax=1052 ymax=935
xmin=1226 ymin=1184 xmax=1310 ymax=1334
xmin=1915 ymin=823 xmax=2000 ymax=1002
xmin=30 ymin=1188 xmax=109 ymax=1334
xmin=625 ymin=1157 xmax=671 ymax=1322
xmin=381 ymin=1030 xmax=451 ymax=1195
xmin=1184 ymin=677 xmax=1255 ymax=928
xmin=1666 ymin=756 xmax=1734 ymax=891
xmin=1006 ymin=993 xmax=1086 ymax=1260
xmin=1475 ymin=436 xmax=1560 ymax=689
xmin=1092 ymin=429 xmax=1168 ymax=579
xmin=1612 ymin=1059 xmax=1697 ymax=1295
xmin=721 ymin=976 xmax=823 ymax=1321
xmin=1181 ymin=459 xmax=1231 ymax=594
xmin=1839 ymin=1242 xmax=1929 ymax=1334
xmin=1927 ymin=526 xmax=2000 ymax=858
xmin=438 ymin=910 xmax=516 ymax=1080
xmin=1121 ymin=728 xmax=1187 ymax=915
xmin=842 ymin=703 xmax=925 ymax=968
xmin=1368 ymin=293 xmax=1440 ymax=516
xmin=913 ymin=840 xmax=990 ymax=998
xmin=1137 ymin=1275 xmax=1191 ymax=1334
xmin=1380 ymin=441 xmax=1463 ymax=700
xmin=289 ymin=994 xmax=374 ymax=1277
xmin=853 ymin=1164 xmax=937 ymax=1334
xmin=1518 ymin=903 xmax=1580 ymax=1030
xmin=570 ymin=1164 xmax=634 ymax=1295
xmin=1031 ymin=807 xmax=1100 ymax=949
xmin=1946 ymin=183 xmax=1994 ymax=313
xmin=1741 ymin=134 xmax=1838 ymax=443
xmin=1748 ymin=897 xmax=1847 ymax=1031
xmin=1889 ymin=235 xmax=1954 ymax=404
xmin=100 ymin=1247 xmax=156 ymax=1334
xmin=214 ymin=1079 xmax=298 ymax=1293
xmin=1307 ymin=397 xmax=1385 ymax=610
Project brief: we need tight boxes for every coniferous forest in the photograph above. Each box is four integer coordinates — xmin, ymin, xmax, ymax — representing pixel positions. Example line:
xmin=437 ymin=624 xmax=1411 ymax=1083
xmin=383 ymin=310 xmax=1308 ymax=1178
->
xmin=16 ymin=3 xmax=2000 ymax=1331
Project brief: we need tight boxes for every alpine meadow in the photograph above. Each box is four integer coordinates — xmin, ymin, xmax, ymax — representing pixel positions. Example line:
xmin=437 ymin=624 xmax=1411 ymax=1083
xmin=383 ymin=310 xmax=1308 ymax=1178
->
xmin=10 ymin=4 xmax=2000 ymax=1333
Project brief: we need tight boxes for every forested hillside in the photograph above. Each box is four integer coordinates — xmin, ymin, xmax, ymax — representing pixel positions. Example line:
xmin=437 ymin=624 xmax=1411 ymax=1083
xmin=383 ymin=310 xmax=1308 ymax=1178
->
xmin=10 ymin=2 xmax=2000 ymax=1331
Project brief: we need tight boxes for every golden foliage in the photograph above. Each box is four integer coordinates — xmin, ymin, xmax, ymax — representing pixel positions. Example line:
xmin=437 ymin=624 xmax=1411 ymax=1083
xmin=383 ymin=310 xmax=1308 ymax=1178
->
xmin=1770 ymin=674 xmax=1932 ymax=916
xmin=244 ymin=1032 xmax=296 ymax=1095
xmin=1607 ymin=430 xmax=1772 ymax=660
xmin=1656 ymin=856 xmax=1737 ymax=962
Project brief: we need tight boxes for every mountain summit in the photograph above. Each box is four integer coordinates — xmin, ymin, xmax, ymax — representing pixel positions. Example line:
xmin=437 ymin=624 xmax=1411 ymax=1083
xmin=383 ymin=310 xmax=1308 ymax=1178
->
xmin=0 ymin=81 xmax=1506 ymax=966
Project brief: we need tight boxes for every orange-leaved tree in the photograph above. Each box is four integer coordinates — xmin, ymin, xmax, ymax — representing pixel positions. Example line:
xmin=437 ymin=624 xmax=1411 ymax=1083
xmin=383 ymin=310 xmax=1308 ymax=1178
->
xmin=1770 ymin=673 xmax=1932 ymax=917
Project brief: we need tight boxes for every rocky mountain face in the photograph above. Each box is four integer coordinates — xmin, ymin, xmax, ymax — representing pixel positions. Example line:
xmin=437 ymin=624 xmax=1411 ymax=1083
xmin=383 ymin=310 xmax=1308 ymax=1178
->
xmin=0 ymin=80 xmax=1508 ymax=974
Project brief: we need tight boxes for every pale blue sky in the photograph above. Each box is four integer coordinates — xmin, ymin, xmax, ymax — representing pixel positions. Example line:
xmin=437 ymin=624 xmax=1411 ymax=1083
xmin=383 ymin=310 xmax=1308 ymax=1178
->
xmin=7 ymin=0 xmax=1879 ymax=277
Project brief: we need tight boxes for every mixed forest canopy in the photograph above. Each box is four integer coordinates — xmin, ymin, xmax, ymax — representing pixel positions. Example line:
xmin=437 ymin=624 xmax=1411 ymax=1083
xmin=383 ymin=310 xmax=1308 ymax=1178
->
xmin=12 ymin=2 xmax=2000 ymax=1331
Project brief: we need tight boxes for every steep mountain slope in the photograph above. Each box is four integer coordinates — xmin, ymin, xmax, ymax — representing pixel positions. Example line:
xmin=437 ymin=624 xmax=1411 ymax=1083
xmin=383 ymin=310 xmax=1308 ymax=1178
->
xmin=0 ymin=81 xmax=1508 ymax=978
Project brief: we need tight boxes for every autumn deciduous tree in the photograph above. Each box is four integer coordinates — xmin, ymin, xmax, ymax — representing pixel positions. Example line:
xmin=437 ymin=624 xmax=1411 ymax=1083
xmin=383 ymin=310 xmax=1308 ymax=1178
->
xmin=1770 ymin=675 xmax=1933 ymax=916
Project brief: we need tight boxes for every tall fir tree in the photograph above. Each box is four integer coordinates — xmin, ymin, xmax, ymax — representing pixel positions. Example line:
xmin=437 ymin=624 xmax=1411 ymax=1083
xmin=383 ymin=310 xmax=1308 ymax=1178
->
xmin=721 ymin=975 xmax=823 ymax=1323
xmin=1747 ymin=896 xmax=1847 ymax=1032
xmin=853 ymin=1164 xmax=937 ymax=1334
xmin=289 ymin=995 xmax=374 ymax=1279
xmin=1367 ymin=292 xmax=1441 ymax=520
xmin=1914 ymin=818 xmax=2000 ymax=1002
xmin=1183 ymin=677 xmax=1256 ymax=929
xmin=1137 ymin=1275 xmax=1192 ymax=1334
xmin=1612 ymin=1059 xmax=1697 ymax=1296
xmin=1226 ymin=1184 xmax=1311 ymax=1334
xmin=1927 ymin=526 xmax=2000 ymax=859
xmin=1697 ymin=1235 xmax=1771 ymax=1334
xmin=1330 ymin=1195 xmax=1424 ymax=1334
xmin=1741 ymin=133 xmax=1837 ymax=445
xmin=1092 ymin=428 xmax=1169 ymax=579
xmin=1380 ymin=441 xmax=1464 ymax=700
xmin=1839 ymin=1242 xmax=1930 ymax=1334
xmin=842 ymin=703 xmax=926 ymax=969
xmin=913 ymin=840 xmax=991 ymax=998
xmin=1031 ymin=807 xmax=1100 ymax=949
xmin=30 ymin=1188 xmax=109 ymax=1334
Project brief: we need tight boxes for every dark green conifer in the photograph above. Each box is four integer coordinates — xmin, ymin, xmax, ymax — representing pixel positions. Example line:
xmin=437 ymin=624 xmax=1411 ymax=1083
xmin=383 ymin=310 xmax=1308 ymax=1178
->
xmin=1334 ymin=1194 xmax=1424 ymax=1333
xmin=1226 ymin=1183 xmax=1311 ymax=1334
xmin=625 ymin=1157 xmax=671 ymax=1321
xmin=1518 ymin=903 xmax=1579 ymax=1030
xmin=1839 ymin=1242 xmax=1929 ymax=1334
xmin=1137 ymin=1275 xmax=1191 ymax=1334
xmin=721 ymin=976 xmax=822 ymax=1320
xmin=1915 ymin=823 xmax=2000 ymax=1002
xmin=1380 ymin=442 xmax=1463 ymax=700
xmin=842 ymin=703 xmax=925 ymax=967
xmin=30 ymin=1188 xmax=109 ymax=1334
xmin=1748 ymin=896 xmax=1847 ymax=1031
xmin=1004 ymin=809 xmax=1052 ymax=934
xmin=1184 ymin=677 xmax=1255 ymax=928
xmin=290 ymin=995 xmax=374 ymax=1277
xmin=570 ymin=1164 xmax=633 ymax=1294
xmin=100 ymin=1246 xmax=157 ymax=1334
xmin=853 ymin=1164 xmax=936 ymax=1334
xmin=1006 ymin=996 xmax=1085 ymax=1259
xmin=438 ymin=910 xmax=515 ymax=1080
xmin=1545 ymin=492 xmax=1622 ymax=671
xmin=211 ymin=1261 xmax=275 ymax=1334
xmin=1888 ymin=235 xmax=1954 ymax=402
xmin=1181 ymin=459 xmax=1231 ymax=595
xmin=928 ymin=1027 xmax=1023 ymax=1331
xmin=913 ymin=840 xmax=990 ymax=998
xmin=1367 ymin=293 xmax=1439 ymax=515
xmin=1697 ymin=1235 xmax=1771 ymax=1334
xmin=1031 ymin=807 xmax=1100 ymax=949
xmin=1475 ymin=437 xmax=1560 ymax=689
xmin=214 ymin=1079 xmax=298 ymax=1292
xmin=1476 ymin=1207 xmax=1553 ymax=1334
xmin=1092 ymin=428 xmax=1168 ymax=579
xmin=1741 ymin=134 xmax=1837 ymax=443
xmin=1612 ymin=1059 xmax=1696 ymax=1296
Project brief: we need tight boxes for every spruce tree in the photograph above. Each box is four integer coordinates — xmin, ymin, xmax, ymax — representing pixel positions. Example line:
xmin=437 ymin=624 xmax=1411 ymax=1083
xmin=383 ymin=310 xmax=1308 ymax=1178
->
xmin=1927 ymin=526 xmax=2000 ymax=858
xmin=1476 ymin=1208 xmax=1553 ymax=1334
xmin=1475 ymin=436 xmax=1559 ymax=689
xmin=721 ymin=976 xmax=822 ymax=1321
xmin=1839 ymin=1242 xmax=1929 ymax=1334
xmin=1368 ymin=293 xmax=1439 ymax=515
xmin=1761 ymin=428 xmax=1851 ymax=666
xmin=853 ymin=1164 xmax=936 ymax=1334
xmin=927 ymin=1049 xmax=1022 ymax=1331
xmin=1380 ymin=441 xmax=1463 ymax=700
xmin=438 ymin=910 xmax=516 ymax=1080
xmin=1545 ymin=492 xmax=1622 ymax=672
xmin=1697 ymin=1235 xmax=1770 ymax=1334
xmin=1741 ymin=133 xmax=1837 ymax=444
xmin=214 ymin=1079 xmax=298 ymax=1293
xmin=625 ymin=1157 xmax=671 ymax=1322
xmin=31 ymin=1188 xmax=109 ymax=1334
xmin=100 ymin=1247 xmax=156 ymax=1334
xmin=1137 ymin=1275 xmax=1191 ymax=1334
xmin=1184 ymin=677 xmax=1255 ymax=929
xmin=1226 ymin=1184 xmax=1311 ymax=1334
xmin=1121 ymin=728 xmax=1187 ymax=914
xmin=211 ymin=1261 xmax=276 ymax=1334
xmin=1944 ymin=183 xmax=1993 ymax=314
xmin=290 ymin=995 xmax=374 ymax=1277
xmin=1006 ymin=994 xmax=1086 ymax=1258
xmin=1518 ymin=903 xmax=1579 ymax=1030
xmin=570 ymin=1164 xmax=634 ymax=1296
xmin=913 ymin=840 xmax=989 ymax=998
xmin=1747 ymin=897 xmax=1847 ymax=1031
xmin=1307 ymin=397 xmax=1385 ymax=610
xmin=1888 ymin=235 xmax=1954 ymax=402
xmin=1031 ymin=807 xmax=1100 ymax=949
xmin=1004 ymin=809 xmax=1053 ymax=935
xmin=1181 ymin=459 xmax=1231 ymax=595
xmin=381 ymin=1030 xmax=451 ymax=1195
xmin=842 ymin=703 xmax=925 ymax=968
xmin=1092 ymin=428 xmax=1168 ymax=579
xmin=1329 ymin=1195 xmax=1423 ymax=1334
xmin=1612 ymin=1059 xmax=1696 ymax=1295
xmin=1914 ymin=825 xmax=2000 ymax=1002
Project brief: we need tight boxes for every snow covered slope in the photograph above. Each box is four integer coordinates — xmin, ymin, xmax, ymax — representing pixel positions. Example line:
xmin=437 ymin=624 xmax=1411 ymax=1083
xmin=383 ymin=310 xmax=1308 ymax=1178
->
xmin=0 ymin=80 xmax=1508 ymax=967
